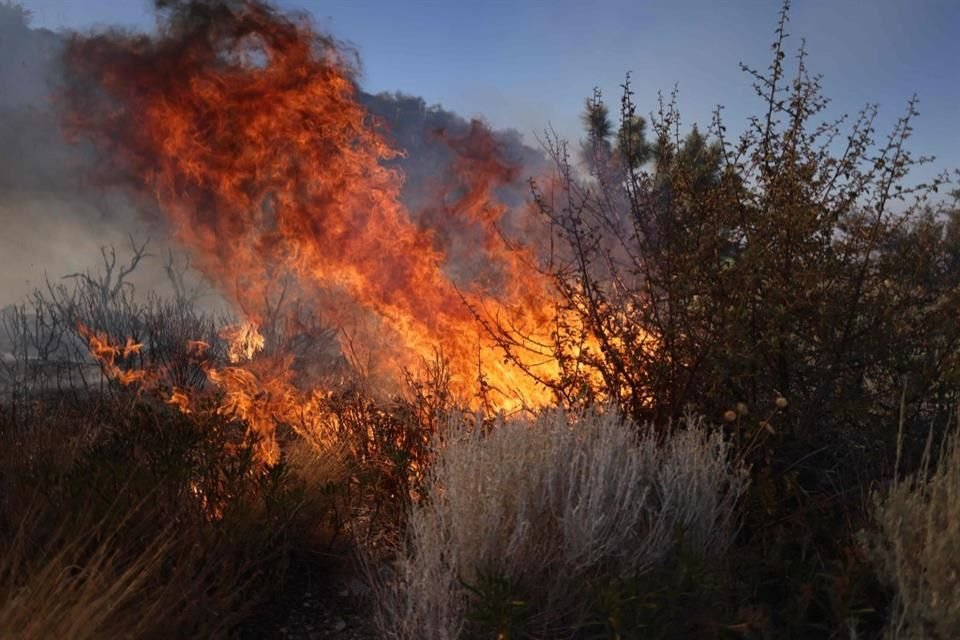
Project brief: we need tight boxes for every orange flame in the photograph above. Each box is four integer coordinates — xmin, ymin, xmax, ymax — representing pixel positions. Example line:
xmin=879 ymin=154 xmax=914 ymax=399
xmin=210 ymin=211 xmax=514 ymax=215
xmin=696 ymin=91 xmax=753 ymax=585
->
xmin=79 ymin=324 xmax=150 ymax=386
xmin=221 ymin=322 xmax=265 ymax=363
xmin=64 ymin=0 xmax=582 ymax=464
xmin=79 ymin=321 xmax=333 ymax=464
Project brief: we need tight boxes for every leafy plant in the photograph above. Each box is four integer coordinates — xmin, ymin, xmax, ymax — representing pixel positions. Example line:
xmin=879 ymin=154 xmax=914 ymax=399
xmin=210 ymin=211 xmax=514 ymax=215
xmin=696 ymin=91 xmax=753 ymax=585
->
xmin=461 ymin=569 xmax=529 ymax=640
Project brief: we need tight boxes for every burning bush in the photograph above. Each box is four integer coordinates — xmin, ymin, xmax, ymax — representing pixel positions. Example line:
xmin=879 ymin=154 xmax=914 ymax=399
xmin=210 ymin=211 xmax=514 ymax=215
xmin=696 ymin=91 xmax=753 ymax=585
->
xmin=0 ymin=243 xmax=357 ymax=638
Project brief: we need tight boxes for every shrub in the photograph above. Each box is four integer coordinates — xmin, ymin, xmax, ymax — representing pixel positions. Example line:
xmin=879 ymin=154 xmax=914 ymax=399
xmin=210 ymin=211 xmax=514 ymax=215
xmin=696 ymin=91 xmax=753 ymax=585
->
xmin=318 ymin=360 xmax=455 ymax=546
xmin=0 ymin=237 xmax=391 ymax=637
xmin=0 ymin=370 xmax=350 ymax=638
xmin=864 ymin=427 xmax=960 ymax=639
xmin=375 ymin=407 xmax=749 ymax=639
xmin=0 ymin=394 xmax=303 ymax=638
xmin=487 ymin=3 xmax=959 ymax=455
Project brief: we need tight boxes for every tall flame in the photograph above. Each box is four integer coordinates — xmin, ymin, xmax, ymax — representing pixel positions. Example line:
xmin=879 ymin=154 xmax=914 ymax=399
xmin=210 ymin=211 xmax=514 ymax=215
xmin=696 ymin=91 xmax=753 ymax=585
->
xmin=63 ymin=0 xmax=562 ymax=419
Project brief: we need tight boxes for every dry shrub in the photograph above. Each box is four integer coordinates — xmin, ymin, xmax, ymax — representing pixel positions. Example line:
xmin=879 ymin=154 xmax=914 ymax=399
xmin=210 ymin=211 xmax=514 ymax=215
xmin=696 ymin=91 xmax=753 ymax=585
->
xmin=317 ymin=364 xmax=452 ymax=547
xmin=864 ymin=428 xmax=960 ymax=639
xmin=374 ymin=407 xmax=749 ymax=639
xmin=488 ymin=4 xmax=957 ymax=631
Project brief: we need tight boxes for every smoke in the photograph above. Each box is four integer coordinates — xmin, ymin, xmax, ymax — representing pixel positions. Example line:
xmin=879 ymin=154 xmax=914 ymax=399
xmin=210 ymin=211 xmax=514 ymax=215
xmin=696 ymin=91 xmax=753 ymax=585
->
xmin=0 ymin=3 xmax=183 ymax=308
xmin=362 ymin=91 xmax=549 ymax=290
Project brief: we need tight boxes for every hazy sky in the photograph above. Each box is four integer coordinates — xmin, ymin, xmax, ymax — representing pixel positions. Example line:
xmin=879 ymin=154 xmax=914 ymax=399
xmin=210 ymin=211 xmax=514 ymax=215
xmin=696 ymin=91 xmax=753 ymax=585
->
xmin=15 ymin=0 xmax=960 ymax=182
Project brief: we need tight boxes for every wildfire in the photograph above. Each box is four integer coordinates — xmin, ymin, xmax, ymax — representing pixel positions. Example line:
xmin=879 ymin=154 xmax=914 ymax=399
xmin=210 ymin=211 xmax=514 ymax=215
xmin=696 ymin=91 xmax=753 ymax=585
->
xmin=79 ymin=320 xmax=333 ymax=464
xmin=65 ymin=0 xmax=575 ymax=460
xmin=80 ymin=325 xmax=149 ymax=386
xmin=221 ymin=322 xmax=265 ymax=363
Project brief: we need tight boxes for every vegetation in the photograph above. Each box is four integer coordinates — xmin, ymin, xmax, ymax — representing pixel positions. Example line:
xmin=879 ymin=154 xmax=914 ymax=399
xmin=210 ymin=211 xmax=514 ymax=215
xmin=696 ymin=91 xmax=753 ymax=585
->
xmin=481 ymin=3 xmax=960 ymax=636
xmin=0 ymin=230 xmax=454 ymax=637
xmin=2 ymin=0 xmax=960 ymax=638
xmin=374 ymin=409 xmax=748 ymax=639
xmin=864 ymin=424 xmax=960 ymax=639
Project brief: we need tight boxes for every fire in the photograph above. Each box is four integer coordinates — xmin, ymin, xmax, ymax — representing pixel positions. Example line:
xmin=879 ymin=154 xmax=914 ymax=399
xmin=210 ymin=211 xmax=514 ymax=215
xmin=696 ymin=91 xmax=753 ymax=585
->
xmin=64 ymin=0 xmax=582 ymax=460
xmin=221 ymin=322 xmax=265 ymax=363
xmin=81 ymin=326 xmax=149 ymax=386
xmin=80 ymin=320 xmax=332 ymax=464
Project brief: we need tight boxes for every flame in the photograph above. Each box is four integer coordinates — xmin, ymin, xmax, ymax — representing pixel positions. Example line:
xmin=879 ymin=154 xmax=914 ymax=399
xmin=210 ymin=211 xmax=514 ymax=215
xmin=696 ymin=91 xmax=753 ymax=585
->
xmin=64 ymin=1 xmax=596 ymax=463
xmin=166 ymin=387 xmax=193 ymax=413
xmin=79 ymin=324 xmax=150 ymax=386
xmin=80 ymin=321 xmax=332 ymax=464
xmin=221 ymin=322 xmax=265 ymax=363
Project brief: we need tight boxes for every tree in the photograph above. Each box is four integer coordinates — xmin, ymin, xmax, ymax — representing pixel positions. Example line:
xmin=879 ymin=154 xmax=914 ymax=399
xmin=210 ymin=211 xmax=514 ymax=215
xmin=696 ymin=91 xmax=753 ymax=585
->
xmin=579 ymin=88 xmax=616 ymax=177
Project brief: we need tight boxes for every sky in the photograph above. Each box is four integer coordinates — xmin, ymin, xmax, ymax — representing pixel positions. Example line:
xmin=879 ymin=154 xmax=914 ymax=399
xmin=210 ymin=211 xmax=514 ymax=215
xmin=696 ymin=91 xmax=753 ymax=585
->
xmin=13 ymin=0 xmax=960 ymax=180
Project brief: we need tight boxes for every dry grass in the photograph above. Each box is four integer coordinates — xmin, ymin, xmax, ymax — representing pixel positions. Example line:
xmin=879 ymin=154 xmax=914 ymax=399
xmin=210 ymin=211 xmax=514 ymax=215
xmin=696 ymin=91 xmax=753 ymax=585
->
xmin=284 ymin=435 xmax=355 ymax=548
xmin=864 ymin=427 xmax=960 ymax=639
xmin=0 ymin=394 xmax=344 ymax=639
xmin=374 ymin=407 xmax=749 ymax=639
xmin=0 ymin=497 xmax=254 ymax=640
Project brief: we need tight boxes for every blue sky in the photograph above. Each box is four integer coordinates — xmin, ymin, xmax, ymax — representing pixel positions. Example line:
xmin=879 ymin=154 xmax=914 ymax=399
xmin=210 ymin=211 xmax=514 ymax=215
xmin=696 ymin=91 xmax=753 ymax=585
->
xmin=17 ymin=0 xmax=960 ymax=184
